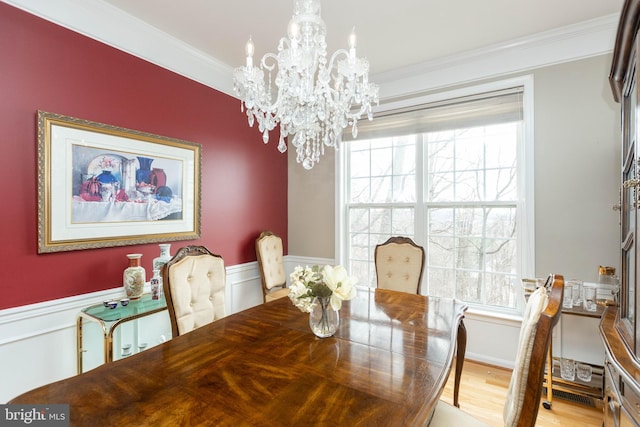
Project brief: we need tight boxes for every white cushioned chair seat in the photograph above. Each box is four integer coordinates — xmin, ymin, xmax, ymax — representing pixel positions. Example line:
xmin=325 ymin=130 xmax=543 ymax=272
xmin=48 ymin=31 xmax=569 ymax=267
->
xmin=430 ymin=401 xmax=491 ymax=427
xmin=256 ymin=231 xmax=288 ymax=303
xmin=167 ymin=252 xmax=225 ymax=335
xmin=265 ymin=286 xmax=289 ymax=302
xmin=375 ymin=237 xmax=425 ymax=294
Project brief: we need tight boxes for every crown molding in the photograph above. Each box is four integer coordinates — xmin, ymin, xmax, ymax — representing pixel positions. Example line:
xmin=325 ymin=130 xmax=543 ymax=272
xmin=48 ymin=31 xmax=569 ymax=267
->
xmin=373 ymin=13 xmax=620 ymax=100
xmin=2 ymin=0 xmax=619 ymax=101
xmin=2 ymin=0 xmax=235 ymax=96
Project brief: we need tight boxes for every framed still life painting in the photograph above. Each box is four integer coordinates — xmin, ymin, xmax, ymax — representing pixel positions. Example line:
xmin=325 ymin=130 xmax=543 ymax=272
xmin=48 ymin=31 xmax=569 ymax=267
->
xmin=37 ymin=111 xmax=201 ymax=253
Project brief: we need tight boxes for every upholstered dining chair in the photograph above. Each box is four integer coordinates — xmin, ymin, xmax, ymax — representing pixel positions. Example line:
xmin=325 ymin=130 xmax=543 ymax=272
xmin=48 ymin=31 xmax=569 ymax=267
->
xmin=256 ymin=231 xmax=289 ymax=303
xmin=374 ymin=236 xmax=425 ymax=294
xmin=429 ymin=274 xmax=564 ymax=427
xmin=162 ymin=245 xmax=226 ymax=337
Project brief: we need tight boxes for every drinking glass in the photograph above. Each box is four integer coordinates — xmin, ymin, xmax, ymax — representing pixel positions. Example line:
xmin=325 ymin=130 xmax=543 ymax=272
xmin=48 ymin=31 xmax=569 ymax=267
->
xmin=576 ymin=363 xmax=592 ymax=382
xmin=583 ymin=284 xmax=597 ymax=312
xmin=560 ymin=358 xmax=576 ymax=381
xmin=562 ymin=283 xmax=574 ymax=309
xmin=567 ymin=279 xmax=582 ymax=306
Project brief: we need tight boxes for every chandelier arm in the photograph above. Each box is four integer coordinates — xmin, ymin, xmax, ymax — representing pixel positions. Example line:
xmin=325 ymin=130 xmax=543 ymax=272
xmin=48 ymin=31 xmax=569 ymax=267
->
xmin=260 ymin=52 xmax=279 ymax=73
xmin=326 ymin=49 xmax=350 ymax=72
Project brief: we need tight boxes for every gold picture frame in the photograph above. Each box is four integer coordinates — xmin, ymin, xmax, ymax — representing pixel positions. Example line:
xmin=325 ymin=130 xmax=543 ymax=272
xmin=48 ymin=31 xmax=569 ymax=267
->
xmin=37 ymin=111 xmax=201 ymax=253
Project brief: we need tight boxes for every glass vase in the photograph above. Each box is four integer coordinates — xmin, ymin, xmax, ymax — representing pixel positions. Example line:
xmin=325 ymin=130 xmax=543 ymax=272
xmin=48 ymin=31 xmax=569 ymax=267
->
xmin=309 ymin=296 xmax=339 ymax=338
xmin=123 ymin=254 xmax=145 ymax=299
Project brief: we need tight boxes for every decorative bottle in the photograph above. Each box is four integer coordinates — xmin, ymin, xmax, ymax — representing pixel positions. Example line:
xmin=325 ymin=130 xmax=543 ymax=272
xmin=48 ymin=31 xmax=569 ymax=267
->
xmin=123 ymin=254 xmax=145 ymax=299
xmin=153 ymin=244 xmax=172 ymax=271
xmin=150 ymin=269 xmax=162 ymax=300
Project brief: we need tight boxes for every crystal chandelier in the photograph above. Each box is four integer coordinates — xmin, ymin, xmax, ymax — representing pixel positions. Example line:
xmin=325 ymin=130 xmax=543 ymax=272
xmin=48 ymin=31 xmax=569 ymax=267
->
xmin=233 ymin=0 xmax=379 ymax=170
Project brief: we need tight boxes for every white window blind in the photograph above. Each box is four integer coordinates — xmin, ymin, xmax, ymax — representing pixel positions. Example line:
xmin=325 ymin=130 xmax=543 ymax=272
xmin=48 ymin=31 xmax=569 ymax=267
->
xmin=352 ymin=87 xmax=523 ymax=140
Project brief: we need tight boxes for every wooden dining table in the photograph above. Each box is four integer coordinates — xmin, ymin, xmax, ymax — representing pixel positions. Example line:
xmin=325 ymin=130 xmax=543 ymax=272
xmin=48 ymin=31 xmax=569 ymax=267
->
xmin=10 ymin=287 xmax=468 ymax=426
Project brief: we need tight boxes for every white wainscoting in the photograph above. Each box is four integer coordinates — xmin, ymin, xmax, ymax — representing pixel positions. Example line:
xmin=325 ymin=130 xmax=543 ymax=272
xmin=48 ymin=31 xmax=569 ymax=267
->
xmin=1 ymin=255 xmax=595 ymax=404
xmin=0 ymin=256 xmax=329 ymax=403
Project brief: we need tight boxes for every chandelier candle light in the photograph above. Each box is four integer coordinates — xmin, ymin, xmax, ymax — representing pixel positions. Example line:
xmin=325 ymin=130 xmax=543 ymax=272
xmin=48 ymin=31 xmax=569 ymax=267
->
xmin=233 ymin=0 xmax=379 ymax=170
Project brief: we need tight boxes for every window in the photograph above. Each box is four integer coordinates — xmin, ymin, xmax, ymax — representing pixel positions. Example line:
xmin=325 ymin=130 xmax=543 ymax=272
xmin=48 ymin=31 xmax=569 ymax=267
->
xmin=340 ymin=78 xmax=533 ymax=314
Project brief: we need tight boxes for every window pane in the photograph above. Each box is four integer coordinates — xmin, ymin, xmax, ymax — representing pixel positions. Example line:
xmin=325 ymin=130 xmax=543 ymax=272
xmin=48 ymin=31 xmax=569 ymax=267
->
xmin=456 ymin=237 xmax=482 ymax=270
xmin=351 ymin=260 xmax=374 ymax=287
xmin=455 ymin=129 xmax=484 ymax=171
xmin=350 ymin=233 xmax=371 ymax=261
xmin=350 ymin=149 xmax=370 ymax=178
xmin=371 ymin=177 xmax=392 ymax=203
xmin=350 ymin=208 xmax=370 ymax=233
xmin=371 ymin=147 xmax=393 ymax=177
xmin=394 ymin=144 xmax=416 ymax=175
xmin=485 ymin=273 xmax=517 ymax=308
xmin=427 ymin=133 xmax=455 ymax=173
xmin=391 ymin=208 xmax=414 ymax=234
xmin=428 ymin=236 xmax=455 ymax=268
xmin=347 ymin=204 xmax=415 ymax=288
xmin=393 ymin=174 xmax=415 ymax=202
xmin=350 ymin=177 xmax=370 ymax=203
xmin=456 ymin=270 xmax=482 ymax=303
xmin=486 ymin=168 xmax=516 ymax=200
xmin=345 ymin=87 xmax=525 ymax=311
xmin=370 ymin=208 xmax=392 ymax=234
xmin=486 ymin=238 xmax=516 ymax=274
xmin=486 ymin=207 xmax=516 ymax=238
xmin=428 ymin=268 xmax=454 ymax=298
xmin=455 ymin=170 xmax=482 ymax=201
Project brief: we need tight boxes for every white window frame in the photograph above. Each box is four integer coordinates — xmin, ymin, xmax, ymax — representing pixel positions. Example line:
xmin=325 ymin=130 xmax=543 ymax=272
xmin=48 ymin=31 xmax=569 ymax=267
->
xmin=336 ymin=75 xmax=535 ymax=315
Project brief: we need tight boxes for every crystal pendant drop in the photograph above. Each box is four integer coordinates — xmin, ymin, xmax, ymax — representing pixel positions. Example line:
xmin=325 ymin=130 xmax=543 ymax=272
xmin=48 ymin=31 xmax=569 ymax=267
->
xmin=262 ymin=129 xmax=269 ymax=144
xmin=277 ymin=134 xmax=287 ymax=153
xmin=302 ymin=158 xmax=314 ymax=170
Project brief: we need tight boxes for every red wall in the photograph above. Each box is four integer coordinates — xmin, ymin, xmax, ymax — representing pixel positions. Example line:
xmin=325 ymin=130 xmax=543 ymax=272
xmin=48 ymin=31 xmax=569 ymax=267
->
xmin=0 ymin=3 xmax=288 ymax=310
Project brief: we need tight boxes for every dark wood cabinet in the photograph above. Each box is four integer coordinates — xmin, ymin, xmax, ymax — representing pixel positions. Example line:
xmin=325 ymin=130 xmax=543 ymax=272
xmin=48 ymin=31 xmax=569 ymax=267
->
xmin=602 ymin=1 xmax=640 ymax=425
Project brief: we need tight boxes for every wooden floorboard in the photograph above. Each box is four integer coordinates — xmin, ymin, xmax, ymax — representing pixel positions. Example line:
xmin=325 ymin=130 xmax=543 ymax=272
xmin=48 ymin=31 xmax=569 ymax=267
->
xmin=441 ymin=359 xmax=603 ymax=426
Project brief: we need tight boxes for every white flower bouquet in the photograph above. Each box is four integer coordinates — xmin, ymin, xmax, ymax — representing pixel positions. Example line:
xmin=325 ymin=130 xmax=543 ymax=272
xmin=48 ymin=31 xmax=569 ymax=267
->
xmin=288 ymin=264 xmax=357 ymax=313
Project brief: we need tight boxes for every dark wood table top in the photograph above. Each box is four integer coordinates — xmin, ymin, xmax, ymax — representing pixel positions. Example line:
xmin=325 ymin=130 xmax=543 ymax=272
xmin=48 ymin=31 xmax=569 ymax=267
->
xmin=10 ymin=287 xmax=467 ymax=426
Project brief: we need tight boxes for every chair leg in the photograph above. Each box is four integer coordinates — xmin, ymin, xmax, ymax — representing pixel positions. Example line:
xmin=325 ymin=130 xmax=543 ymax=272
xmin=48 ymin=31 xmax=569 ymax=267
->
xmin=454 ymin=320 xmax=467 ymax=408
xmin=543 ymin=342 xmax=553 ymax=409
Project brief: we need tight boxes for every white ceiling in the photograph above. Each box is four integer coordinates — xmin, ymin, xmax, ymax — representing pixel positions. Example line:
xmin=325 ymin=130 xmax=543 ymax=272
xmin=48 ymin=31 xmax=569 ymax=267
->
xmin=99 ymin=0 xmax=624 ymax=77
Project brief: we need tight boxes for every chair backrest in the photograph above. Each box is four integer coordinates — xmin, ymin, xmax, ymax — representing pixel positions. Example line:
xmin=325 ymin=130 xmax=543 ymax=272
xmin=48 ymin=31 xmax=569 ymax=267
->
xmin=162 ymin=245 xmax=226 ymax=337
xmin=255 ymin=231 xmax=287 ymax=302
xmin=374 ymin=236 xmax=425 ymax=294
xmin=503 ymin=274 xmax=564 ymax=427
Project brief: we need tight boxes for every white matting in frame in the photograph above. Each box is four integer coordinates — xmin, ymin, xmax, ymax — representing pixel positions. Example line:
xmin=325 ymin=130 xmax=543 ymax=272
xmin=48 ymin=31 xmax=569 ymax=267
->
xmin=38 ymin=111 xmax=201 ymax=253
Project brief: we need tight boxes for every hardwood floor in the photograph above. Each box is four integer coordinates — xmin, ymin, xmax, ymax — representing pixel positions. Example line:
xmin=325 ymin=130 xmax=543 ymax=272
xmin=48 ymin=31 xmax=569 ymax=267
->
xmin=441 ymin=360 xmax=603 ymax=426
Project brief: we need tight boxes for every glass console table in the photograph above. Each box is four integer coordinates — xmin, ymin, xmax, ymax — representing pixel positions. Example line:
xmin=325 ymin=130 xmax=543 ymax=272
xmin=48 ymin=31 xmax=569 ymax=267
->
xmin=76 ymin=293 xmax=168 ymax=374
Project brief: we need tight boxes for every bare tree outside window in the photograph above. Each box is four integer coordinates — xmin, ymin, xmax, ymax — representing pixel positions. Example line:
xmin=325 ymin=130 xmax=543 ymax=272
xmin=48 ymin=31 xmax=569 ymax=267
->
xmin=346 ymin=117 xmax=522 ymax=311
